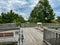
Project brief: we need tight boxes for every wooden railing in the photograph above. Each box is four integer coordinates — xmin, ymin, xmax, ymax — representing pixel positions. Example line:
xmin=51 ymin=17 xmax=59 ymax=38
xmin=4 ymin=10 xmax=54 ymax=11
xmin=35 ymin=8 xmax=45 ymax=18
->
xmin=43 ymin=28 xmax=60 ymax=45
xmin=0 ymin=23 xmax=21 ymax=45
xmin=0 ymin=37 xmax=17 ymax=42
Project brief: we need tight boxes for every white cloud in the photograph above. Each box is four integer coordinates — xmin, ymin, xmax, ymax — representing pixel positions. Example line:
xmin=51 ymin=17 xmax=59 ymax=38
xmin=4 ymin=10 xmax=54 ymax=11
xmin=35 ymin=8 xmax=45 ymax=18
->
xmin=0 ymin=0 xmax=39 ymax=19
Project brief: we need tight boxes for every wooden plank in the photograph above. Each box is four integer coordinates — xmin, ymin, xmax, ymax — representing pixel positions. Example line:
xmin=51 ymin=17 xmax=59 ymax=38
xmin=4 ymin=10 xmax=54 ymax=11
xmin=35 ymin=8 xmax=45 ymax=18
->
xmin=22 ymin=28 xmax=46 ymax=45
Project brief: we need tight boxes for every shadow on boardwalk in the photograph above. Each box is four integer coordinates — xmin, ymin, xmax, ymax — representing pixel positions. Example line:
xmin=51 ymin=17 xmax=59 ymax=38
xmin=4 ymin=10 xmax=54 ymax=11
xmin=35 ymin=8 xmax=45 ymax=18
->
xmin=22 ymin=28 xmax=46 ymax=45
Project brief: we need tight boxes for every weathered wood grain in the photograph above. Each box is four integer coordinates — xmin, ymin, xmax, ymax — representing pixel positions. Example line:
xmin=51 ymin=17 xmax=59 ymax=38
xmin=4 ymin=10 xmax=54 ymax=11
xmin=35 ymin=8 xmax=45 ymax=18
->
xmin=22 ymin=28 xmax=46 ymax=45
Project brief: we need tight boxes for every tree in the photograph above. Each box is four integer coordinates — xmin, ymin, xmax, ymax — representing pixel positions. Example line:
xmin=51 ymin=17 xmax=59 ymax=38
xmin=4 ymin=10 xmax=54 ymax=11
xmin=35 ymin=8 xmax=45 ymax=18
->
xmin=13 ymin=15 xmax=25 ymax=23
xmin=0 ymin=16 xmax=3 ymax=23
xmin=28 ymin=0 xmax=55 ymax=23
xmin=0 ymin=10 xmax=25 ymax=23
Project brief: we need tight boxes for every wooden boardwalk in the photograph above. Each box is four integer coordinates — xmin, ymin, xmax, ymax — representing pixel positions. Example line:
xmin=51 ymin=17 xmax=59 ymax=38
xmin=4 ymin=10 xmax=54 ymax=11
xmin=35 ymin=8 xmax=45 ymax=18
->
xmin=22 ymin=28 xmax=46 ymax=45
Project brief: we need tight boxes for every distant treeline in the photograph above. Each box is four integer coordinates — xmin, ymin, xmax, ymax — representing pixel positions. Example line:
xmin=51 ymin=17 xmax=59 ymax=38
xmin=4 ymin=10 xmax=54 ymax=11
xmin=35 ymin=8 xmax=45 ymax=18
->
xmin=0 ymin=10 xmax=25 ymax=24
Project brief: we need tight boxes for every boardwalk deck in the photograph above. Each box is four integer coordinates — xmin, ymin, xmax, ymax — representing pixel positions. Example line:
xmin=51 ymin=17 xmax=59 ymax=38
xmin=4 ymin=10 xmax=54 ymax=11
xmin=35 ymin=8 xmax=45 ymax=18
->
xmin=22 ymin=28 xmax=46 ymax=45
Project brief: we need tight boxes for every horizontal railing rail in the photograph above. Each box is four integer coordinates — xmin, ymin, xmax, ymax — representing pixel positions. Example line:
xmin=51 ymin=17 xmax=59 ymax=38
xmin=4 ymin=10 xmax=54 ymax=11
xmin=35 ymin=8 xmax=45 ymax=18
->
xmin=0 ymin=37 xmax=18 ymax=42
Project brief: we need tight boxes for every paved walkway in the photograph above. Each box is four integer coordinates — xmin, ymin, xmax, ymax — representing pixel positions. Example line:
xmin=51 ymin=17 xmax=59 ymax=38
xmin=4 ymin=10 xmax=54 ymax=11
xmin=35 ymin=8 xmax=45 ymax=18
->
xmin=22 ymin=28 xmax=46 ymax=45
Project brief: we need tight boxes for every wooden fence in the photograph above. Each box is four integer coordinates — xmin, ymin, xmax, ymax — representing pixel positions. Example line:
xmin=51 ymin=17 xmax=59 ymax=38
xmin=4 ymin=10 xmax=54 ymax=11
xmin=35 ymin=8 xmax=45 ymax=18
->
xmin=20 ymin=23 xmax=60 ymax=28
xmin=21 ymin=23 xmax=37 ymax=27
xmin=42 ymin=23 xmax=60 ymax=28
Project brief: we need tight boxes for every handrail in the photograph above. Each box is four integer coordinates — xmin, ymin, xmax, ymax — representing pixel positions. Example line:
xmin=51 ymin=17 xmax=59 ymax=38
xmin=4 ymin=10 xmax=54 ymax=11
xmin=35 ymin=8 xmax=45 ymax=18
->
xmin=44 ymin=28 xmax=60 ymax=34
xmin=0 ymin=37 xmax=18 ymax=42
xmin=43 ymin=28 xmax=60 ymax=45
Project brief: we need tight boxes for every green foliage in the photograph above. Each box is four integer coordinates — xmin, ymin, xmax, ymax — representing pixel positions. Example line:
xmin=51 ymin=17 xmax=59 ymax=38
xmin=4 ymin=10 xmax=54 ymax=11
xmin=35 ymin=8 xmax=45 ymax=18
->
xmin=57 ymin=16 xmax=60 ymax=22
xmin=0 ymin=10 xmax=25 ymax=23
xmin=51 ymin=19 xmax=58 ymax=23
xmin=28 ymin=0 xmax=55 ymax=23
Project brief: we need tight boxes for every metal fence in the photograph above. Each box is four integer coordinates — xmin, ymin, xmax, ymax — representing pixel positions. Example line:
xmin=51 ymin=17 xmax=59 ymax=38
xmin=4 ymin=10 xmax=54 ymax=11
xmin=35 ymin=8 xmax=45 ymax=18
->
xmin=43 ymin=28 xmax=60 ymax=45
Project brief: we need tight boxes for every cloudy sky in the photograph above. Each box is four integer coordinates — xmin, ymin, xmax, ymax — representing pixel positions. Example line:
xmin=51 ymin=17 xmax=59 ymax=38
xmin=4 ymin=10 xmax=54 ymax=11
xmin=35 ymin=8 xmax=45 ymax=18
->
xmin=0 ymin=0 xmax=60 ymax=19
xmin=49 ymin=0 xmax=60 ymax=18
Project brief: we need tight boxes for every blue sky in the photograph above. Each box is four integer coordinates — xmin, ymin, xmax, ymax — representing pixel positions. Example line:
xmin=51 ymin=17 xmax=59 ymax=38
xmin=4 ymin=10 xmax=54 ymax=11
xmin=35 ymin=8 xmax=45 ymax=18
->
xmin=49 ymin=0 xmax=60 ymax=18
xmin=0 ymin=0 xmax=60 ymax=19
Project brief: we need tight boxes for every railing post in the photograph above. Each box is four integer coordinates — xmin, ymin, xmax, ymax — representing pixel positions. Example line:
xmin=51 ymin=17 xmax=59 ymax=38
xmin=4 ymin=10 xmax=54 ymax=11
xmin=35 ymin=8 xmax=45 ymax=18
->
xmin=43 ymin=29 xmax=45 ymax=41
xmin=21 ymin=34 xmax=24 ymax=45
xmin=55 ymin=33 xmax=58 ymax=45
xmin=20 ymin=29 xmax=24 ymax=45
xmin=55 ymin=28 xmax=58 ymax=45
xmin=59 ymin=34 xmax=60 ymax=38
xmin=18 ymin=28 xmax=20 ymax=45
